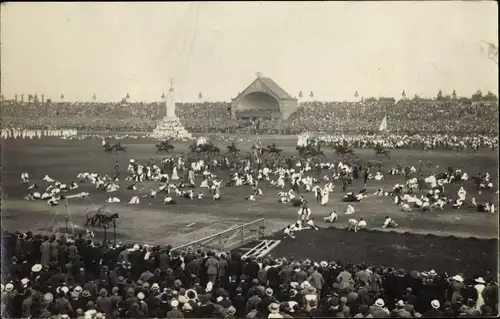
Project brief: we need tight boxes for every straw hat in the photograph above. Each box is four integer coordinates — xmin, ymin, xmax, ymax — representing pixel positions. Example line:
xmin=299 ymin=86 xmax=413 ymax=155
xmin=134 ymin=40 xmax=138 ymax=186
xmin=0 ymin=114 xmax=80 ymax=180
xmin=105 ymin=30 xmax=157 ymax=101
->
xmin=475 ymin=277 xmax=486 ymax=284
xmin=268 ymin=303 xmax=280 ymax=313
xmin=374 ymin=299 xmax=385 ymax=307
xmin=31 ymin=264 xmax=43 ymax=273
xmin=431 ymin=300 xmax=440 ymax=309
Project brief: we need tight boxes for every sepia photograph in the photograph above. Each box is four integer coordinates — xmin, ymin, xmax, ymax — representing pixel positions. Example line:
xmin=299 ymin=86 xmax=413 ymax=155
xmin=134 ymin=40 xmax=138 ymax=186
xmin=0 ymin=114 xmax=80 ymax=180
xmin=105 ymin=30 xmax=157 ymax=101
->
xmin=0 ymin=1 xmax=498 ymax=318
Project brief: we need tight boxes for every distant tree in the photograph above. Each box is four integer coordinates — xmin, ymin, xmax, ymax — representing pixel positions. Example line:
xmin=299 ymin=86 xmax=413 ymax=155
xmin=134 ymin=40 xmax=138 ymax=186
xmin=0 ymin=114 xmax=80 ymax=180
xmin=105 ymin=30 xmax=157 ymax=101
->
xmin=60 ymin=94 xmax=65 ymax=100
xmin=198 ymin=92 xmax=203 ymax=100
xmin=46 ymin=98 xmax=52 ymax=104
xmin=484 ymin=91 xmax=498 ymax=101
xmin=14 ymin=94 xmax=18 ymax=102
xmin=125 ymin=93 xmax=130 ymax=100
xmin=93 ymin=93 xmax=96 ymax=101
xmin=161 ymin=93 xmax=166 ymax=100
xmin=121 ymin=97 xmax=127 ymax=104
xmin=309 ymin=91 xmax=314 ymax=99
xmin=0 ymin=94 xmax=3 ymax=101
xmin=21 ymin=94 xmax=24 ymax=102
xmin=471 ymin=90 xmax=483 ymax=101
xmin=28 ymin=94 xmax=32 ymax=102
xmin=436 ymin=90 xmax=443 ymax=100
xmin=401 ymin=90 xmax=406 ymax=99
xmin=298 ymin=91 xmax=303 ymax=98
xmin=354 ymin=91 xmax=359 ymax=98
xmin=452 ymin=89 xmax=457 ymax=100
xmin=413 ymin=94 xmax=420 ymax=100
xmin=443 ymin=95 xmax=451 ymax=101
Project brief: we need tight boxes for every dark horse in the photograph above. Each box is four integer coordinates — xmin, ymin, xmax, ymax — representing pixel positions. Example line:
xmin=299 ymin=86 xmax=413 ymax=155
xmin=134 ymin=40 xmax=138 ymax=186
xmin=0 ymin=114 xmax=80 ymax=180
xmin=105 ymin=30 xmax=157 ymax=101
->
xmin=226 ymin=143 xmax=240 ymax=154
xmin=296 ymin=145 xmax=325 ymax=157
xmin=156 ymin=140 xmax=175 ymax=154
xmin=334 ymin=145 xmax=354 ymax=155
xmin=189 ymin=142 xmax=220 ymax=154
xmin=103 ymin=141 xmax=127 ymax=153
xmin=262 ymin=144 xmax=283 ymax=155
xmin=374 ymin=146 xmax=391 ymax=159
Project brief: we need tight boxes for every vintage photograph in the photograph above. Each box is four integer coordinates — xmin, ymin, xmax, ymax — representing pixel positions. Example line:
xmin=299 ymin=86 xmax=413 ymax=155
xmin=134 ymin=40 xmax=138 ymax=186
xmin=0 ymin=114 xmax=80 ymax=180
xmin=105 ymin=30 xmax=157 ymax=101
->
xmin=1 ymin=1 xmax=498 ymax=318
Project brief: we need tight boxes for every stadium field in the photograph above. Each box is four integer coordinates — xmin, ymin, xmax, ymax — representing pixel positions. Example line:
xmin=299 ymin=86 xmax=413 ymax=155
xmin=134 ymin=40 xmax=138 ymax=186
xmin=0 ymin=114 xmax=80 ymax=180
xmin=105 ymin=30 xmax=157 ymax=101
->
xmin=2 ymin=135 xmax=498 ymax=277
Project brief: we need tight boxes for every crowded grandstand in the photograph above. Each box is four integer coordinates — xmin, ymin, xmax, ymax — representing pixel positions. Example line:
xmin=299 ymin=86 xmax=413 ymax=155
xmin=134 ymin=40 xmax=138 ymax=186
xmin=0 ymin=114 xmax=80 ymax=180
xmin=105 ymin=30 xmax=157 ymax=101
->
xmin=1 ymin=93 xmax=498 ymax=135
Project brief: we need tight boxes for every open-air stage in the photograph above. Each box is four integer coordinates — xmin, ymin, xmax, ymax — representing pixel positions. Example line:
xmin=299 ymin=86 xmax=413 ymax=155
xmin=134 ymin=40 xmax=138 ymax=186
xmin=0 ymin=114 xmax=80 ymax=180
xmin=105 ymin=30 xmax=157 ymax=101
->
xmin=2 ymin=133 xmax=498 ymax=277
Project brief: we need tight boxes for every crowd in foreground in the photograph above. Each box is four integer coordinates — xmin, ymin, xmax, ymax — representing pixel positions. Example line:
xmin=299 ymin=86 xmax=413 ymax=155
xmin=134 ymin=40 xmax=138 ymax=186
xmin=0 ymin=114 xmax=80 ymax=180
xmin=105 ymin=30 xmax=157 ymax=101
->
xmin=1 ymin=99 xmax=498 ymax=135
xmin=1 ymin=230 xmax=498 ymax=318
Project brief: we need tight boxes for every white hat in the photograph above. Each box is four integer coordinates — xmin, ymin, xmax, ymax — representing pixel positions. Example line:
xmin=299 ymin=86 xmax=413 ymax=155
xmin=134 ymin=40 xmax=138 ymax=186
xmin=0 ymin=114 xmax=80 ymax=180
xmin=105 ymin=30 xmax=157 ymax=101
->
xmin=31 ymin=264 xmax=43 ymax=273
xmin=171 ymin=300 xmax=179 ymax=308
xmin=431 ymin=300 xmax=440 ymax=309
xmin=178 ymin=295 xmax=188 ymax=304
xmin=206 ymin=281 xmax=213 ymax=292
xmin=5 ymin=283 xmax=14 ymax=292
xmin=475 ymin=277 xmax=486 ymax=284
xmin=74 ymin=286 xmax=83 ymax=293
xmin=320 ymin=261 xmax=328 ymax=267
xmin=216 ymin=296 xmax=224 ymax=303
xmin=396 ymin=300 xmax=405 ymax=307
xmin=300 ymin=281 xmax=311 ymax=289
xmin=375 ymin=299 xmax=385 ymax=307
xmin=452 ymin=275 xmax=464 ymax=283
xmin=61 ymin=315 xmax=69 ymax=319
xmin=428 ymin=269 xmax=437 ymax=276
xmin=133 ymin=244 xmax=140 ymax=250
xmin=290 ymin=282 xmax=299 ymax=289
xmin=21 ymin=278 xmax=30 ymax=287
xmin=137 ymin=292 xmax=145 ymax=300
xmin=152 ymin=283 xmax=160 ymax=290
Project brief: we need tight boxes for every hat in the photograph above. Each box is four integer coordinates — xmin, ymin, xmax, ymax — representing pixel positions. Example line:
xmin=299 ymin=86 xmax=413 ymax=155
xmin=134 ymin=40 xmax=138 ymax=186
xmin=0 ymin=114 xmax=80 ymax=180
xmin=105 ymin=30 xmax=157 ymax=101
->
xmin=452 ymin=275 xmax=464 ymax=282
xmin=300 ymin=281 xmax=311 ymax=289
xmin=122 ymin=262 xmax=131 ymax=269
xmin=5 ymin=283 xmax=14 ymax=292
xmin=475 ymin=277 xmax=486 ymax=284
xmin=410 ymin=270 xmax=420 ymax=279
xmin=396 ymin=300 xmax=405 ymax=307
xmin=171 ymin=300 xmax=179 ymax=308
xmin=227 ymin=306 xmax=236 ymax=315
xmin=60 ymin=314 xmax=69 ymax=319
xmin=428 ymin=269 xmax=437 ymax=276
xmin=81 ymin=290 xmax=91 ymax=298
xmin=137 ymin=292 xmax=145 ymax=300
xmin=320 ymin=261 xmax=328 ymax=267
xmin=182 ymin=303 xmax=193 ymax=311
xmin=31 ymin=264 xmax=43 ymax=273
xmin=375 ymin=298 xmax=385 ymax=307
xmin=290 ymin=282 xmax=299 ymax=289
xmin=178 ymin=295 xmax=188 ymax=304
xmin=142 ymin=282 xmax=150 ymax=289
xmin=151 ymin=283 xmax=160 ymax=290
xmin=44 ymin=292 xmax=53 ymax=303
xmin=206 ymin=281 xmax=213 ymax=292
xmin=74 ymin=286 xmax=83 ymax=293
xmin=21 ymin=278 xmax=30 ymax=287
xmin=268 ymin=302 xmax=280 ymax=313
xmin=431 ymin=300 xmax=440 ymax=309
xmin=71 ymin=291 xmax=79 ymax=299
xmin=265 ymin=288 xmax=274 ymax=296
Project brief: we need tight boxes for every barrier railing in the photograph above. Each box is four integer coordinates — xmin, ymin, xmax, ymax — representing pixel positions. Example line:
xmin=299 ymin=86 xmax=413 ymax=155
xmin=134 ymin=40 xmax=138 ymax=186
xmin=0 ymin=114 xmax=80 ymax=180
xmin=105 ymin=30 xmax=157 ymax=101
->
xmin=172 ymin=218 xmax=266 ymax=252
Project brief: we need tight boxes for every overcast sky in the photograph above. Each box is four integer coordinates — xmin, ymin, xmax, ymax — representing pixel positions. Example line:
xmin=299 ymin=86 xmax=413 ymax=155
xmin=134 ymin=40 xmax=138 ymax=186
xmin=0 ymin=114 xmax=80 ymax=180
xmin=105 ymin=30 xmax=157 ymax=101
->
xmin=1 ymin=1 xmax=498 ymax=102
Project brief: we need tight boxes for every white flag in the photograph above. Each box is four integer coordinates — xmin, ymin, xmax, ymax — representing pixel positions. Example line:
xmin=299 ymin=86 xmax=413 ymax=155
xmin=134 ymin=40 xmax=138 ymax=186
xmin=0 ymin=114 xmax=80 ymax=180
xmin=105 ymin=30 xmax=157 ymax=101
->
xmin=379 ymin=115 xmax=388 ymax=132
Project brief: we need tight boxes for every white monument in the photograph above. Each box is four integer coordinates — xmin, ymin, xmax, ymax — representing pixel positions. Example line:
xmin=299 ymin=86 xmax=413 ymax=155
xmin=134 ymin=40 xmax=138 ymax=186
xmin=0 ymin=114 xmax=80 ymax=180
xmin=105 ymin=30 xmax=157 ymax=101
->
xmin=150 ymin=79 xmax=192 ymax=140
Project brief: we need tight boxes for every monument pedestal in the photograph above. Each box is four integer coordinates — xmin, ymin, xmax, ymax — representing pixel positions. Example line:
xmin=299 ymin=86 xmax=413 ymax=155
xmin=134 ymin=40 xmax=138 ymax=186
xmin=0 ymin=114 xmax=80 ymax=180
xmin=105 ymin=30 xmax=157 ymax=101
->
xmin=150 ymin=80 xmax=193 ymax=140
xmin=150 ymin=116 xmax=192 ymax=140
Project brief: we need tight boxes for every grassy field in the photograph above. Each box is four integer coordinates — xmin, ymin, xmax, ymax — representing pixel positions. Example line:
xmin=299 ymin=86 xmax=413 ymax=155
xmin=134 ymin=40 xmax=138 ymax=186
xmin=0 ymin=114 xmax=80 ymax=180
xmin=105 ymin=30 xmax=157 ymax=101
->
xmin=2 ymin=136 xmax=498 ymax=275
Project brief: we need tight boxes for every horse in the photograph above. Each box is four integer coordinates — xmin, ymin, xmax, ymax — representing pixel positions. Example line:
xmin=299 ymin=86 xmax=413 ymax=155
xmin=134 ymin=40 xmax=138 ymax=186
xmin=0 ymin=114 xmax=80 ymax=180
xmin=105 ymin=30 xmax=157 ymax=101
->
xmin=102 ymin=140 xmax=127 ymax=153
xmin=297 ymin=145 xmax=325 ymax=157
xmin=334 ymin=145 xmax=354 ymax=155
xmin=374 ymin=148 xmax=391 ymax=159
xmin=156 ymin=141 xmax=175 ymax=154
xmin=226 ymin=143 xmax=240 ymax=154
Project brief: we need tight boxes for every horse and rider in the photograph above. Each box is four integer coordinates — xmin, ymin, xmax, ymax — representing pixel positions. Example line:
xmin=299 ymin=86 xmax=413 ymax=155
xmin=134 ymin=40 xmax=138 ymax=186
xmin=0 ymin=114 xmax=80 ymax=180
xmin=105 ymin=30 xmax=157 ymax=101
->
xmin=189 ymin=141 xmax=220 ymax=154
xmin=102 ymin=139 xmax=127 ymax=153
xmin=226 ymin=142 xmax=240 ymax=154
xmin=156 ymin=140 xmax=175 ymax=154
xmin=374 ymin=144 xmax=391 ymax=158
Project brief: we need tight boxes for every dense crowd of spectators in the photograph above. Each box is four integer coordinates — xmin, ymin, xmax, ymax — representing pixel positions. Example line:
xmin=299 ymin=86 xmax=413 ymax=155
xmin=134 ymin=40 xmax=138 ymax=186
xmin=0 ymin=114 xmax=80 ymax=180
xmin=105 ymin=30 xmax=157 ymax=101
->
xmin=1 ymin=231 xmax=498 ymax=318
xmin=1 ymin=98 xmax=498 ymax=135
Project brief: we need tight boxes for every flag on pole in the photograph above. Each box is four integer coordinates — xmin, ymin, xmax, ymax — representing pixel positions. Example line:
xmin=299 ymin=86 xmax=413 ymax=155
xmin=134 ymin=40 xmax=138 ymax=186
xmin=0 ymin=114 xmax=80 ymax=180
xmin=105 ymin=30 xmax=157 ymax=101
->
xmin=379 ymin=115 xmax=388 ymax=132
